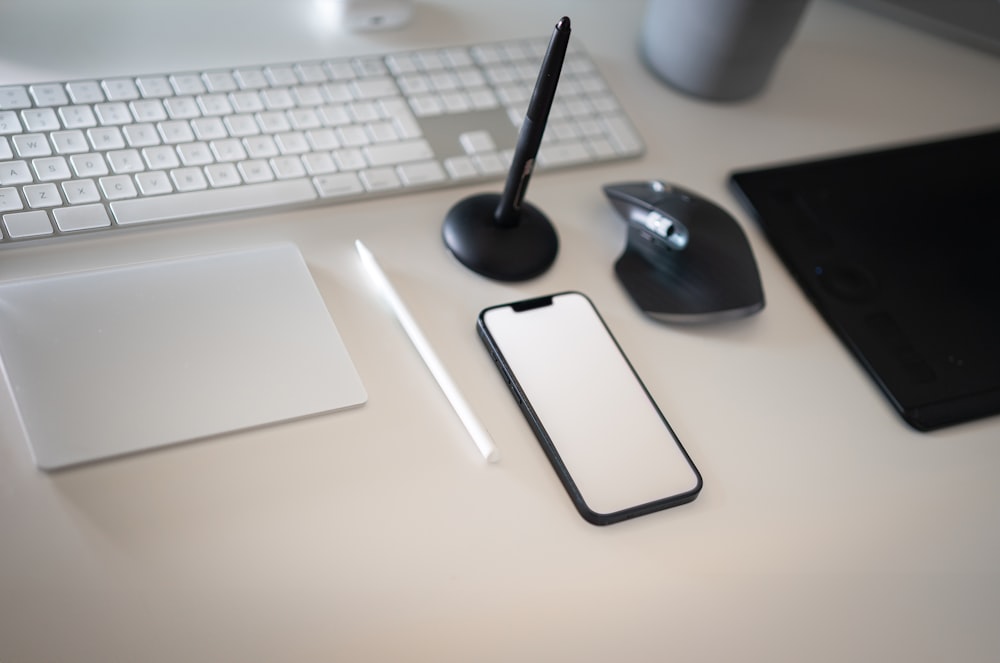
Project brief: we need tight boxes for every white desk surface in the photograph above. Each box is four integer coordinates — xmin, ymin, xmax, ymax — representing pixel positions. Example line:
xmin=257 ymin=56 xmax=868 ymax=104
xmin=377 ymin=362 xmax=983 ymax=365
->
xmin=2 ymin=1 xmax=999 ymax=661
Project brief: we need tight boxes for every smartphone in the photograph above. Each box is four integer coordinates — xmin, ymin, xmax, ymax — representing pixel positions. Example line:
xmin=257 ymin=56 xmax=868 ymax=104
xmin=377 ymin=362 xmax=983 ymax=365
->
xmin=478 ymin=291 xmax=702 ymax=525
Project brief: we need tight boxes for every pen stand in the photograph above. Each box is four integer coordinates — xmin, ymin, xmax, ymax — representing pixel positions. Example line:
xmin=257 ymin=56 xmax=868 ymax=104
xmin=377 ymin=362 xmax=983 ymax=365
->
xmin=442 ymin=192 xmax=559 ymax=282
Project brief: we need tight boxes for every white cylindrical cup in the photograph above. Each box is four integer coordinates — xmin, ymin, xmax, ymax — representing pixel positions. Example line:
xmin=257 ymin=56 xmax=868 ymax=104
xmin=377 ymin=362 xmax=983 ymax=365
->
xmin=640 ymin=0 xmax=811 ymax=101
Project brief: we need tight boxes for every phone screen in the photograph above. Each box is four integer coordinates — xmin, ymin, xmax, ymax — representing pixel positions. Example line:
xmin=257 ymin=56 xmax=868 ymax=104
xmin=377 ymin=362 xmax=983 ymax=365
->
xmin=479 ymin=292 xmax=701 ymax=524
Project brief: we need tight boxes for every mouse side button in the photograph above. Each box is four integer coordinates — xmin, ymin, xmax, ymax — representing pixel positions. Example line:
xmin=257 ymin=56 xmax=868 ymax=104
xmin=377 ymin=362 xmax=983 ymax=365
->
xmin=603 ymin=181 xmax=689 ymax=251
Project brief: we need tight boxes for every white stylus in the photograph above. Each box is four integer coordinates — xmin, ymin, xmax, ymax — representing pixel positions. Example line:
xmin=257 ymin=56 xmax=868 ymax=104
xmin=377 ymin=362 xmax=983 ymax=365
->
xmin=355 ymin=240 xmax=500 ymax=463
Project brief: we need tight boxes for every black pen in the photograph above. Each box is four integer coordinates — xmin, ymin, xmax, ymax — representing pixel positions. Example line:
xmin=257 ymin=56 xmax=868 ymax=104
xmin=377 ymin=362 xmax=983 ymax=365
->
xmin=494 ymin=16 xmax=571 ymax=227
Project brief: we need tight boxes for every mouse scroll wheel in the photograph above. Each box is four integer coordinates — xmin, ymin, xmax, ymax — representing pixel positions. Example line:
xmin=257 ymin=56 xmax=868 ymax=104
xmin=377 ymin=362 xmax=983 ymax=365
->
xmin=632 ymin=209 xmax=689 ymax=251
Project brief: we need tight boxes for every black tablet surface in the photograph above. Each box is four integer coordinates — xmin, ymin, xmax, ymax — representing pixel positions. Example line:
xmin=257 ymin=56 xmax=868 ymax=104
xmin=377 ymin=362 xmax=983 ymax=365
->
xmin=730 ymin=128 xmax=1000 ymax=431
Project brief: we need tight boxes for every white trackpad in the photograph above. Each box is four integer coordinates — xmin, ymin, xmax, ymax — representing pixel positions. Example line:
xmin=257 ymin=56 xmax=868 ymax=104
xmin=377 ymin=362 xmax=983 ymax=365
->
xmin=0 ymin=243 xmax=367 ymax=470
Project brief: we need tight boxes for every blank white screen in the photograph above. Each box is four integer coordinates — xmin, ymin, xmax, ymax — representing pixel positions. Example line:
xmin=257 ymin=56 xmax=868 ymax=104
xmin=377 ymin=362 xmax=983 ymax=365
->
xmin=483 ymin=293 xmax=699 ymax=516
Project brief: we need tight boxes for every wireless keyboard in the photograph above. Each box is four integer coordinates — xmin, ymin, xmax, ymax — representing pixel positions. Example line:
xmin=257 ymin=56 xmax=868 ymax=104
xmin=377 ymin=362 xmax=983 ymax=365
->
xmin=0 ymin=38 xmax=643 ymax=246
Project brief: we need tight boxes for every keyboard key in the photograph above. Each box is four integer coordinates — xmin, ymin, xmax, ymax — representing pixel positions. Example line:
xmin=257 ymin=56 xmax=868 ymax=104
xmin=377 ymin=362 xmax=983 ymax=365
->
xmin=539 ymin=141 xmax=590 ymax=167
xmin=136 ymin=76 xmax=174 ymax=98
xmin=88 ymin=127 xmax=126 ymax=150
xmin=32 ymin=156 xmax=72 ymax=181
xmin=224 ymin=114 xmax=260 ymax=137
xmin=112 ymin=179 xmax=317 ymax=224
xmin=164 ymin=96 xmax=201 ymax=119
xmin=13 ymin=134 xmax=52 ymax=157
xmin=270 ymin=156 xmax=307 ymax=179
xmin=203 ymin=71 xmax=238 ymax=93
xmin=210 ymin=138 xmax=247 ymax=162
xmin=380 ymin=98 xmax=422 ymax=139
xmin=292 ymin=86 xmax=325 ymax=107
xmin=459 ymin=130 xmax=495 ymax=154
xmin=123 ymin=123 xmax=161 ymax=147
xmin=333 ymin=147 xmax=368 ymax=170
xmin=288 ymin=108 xmax=322 ymax=130
xmin=473 ymin=152 xmax=507 ymax=176
xmin=443 ymin=155 xmax=477 ymax=179
xmin=295 ymin=63 xmax=327 ymax=84
xmin=177 ymin=141 xmax=214 ymax=165
xmin=130 ymin=100 xmax=168 ymax=123
xmin=70 ymin=153 xmax=109 ymax=177
xmin=198 ymin=93 xmax=233 ymax=116
xmin=192 ymin=117 xmax=227 ymax=140
xmin=170 ymin=73 xmax=206 ymax=95
xmin=142 ymin=146 xmax=180 ymax=170
xmin=334 ymin=148 xmax=366 ymax=171
xmin=1 ymin=161 xmax=33 ymax=185
xmin=229 ymin=92 xmax=264 ymax=114
xmin=61 ymin=178 xmax=102 ymax=204
xmin=58 ymin=105 xmax=98 ymax=129
xmin=102 ymin=78 xmax=141 ymax=101
xmin=0 ymin=111 xmax=22 ymax=135
xmin=243 ymin=135 xmax=279 ymax=159
xmin=319 ymin=104 xmax=351 ymax=126
xmin=29 ymin=84 xmax=70 ymax=107
xmin=398 ymin=160 xmax=447 ymax=186
xmin=100 ymin=175 xmax=138 ymax=199
xmin=363 ymin=138 xmax=433 ymax=167
xmin=313 ymin=172 xmax=364 ymax=197
xmin=4 ymin=210 xmax=53 ymax=238
xmin=409 ymin=94 xmax=443 ymax=117
xmin=367 ymin=120 xmax=399 ymax=143
xmin=305 ymin=128 xmax=339 ymax=151
xmin=337 ymin=125 xmax=369 ymax=147
xmin=53 ymin=203 xmax=111 ymax=232
xmin=262 ymin=88 xmax=295 ymax=110
xmin=359 ymin=167 xmax=400 ymax=191
xmin=21 ymin=109 xmax=60 ymax=132
xmin=171 ymin=167 xmax=209 ymax=191
xmin=238 ymin=159 xmax=275 ymax=183
xmin=0 ymin=86 xmax=31 ymax=110
xmin=351 ymin=77 xmax=399 ymax=100
xmin=234 ymin=68 xmax=269 ymax=89
xmin=95 ymin=102 xmax=132 ymax=125
xmin=302 ymin=152 xmax=336 ymax=175
xmin=205 ymin=163 xmax=241 ymax=187
xmin=324 ymin=61 xmax=355 ymax=81
xmin=107 ymin=149 xmax=145 ymax=173
xmin=265 ymin=65 xmax=298 ymax=86
xmin=322 ymin=83 xmax=353 ymax=104
xmin=353 ymin=57 xmax=388 ymax=77
xmin=256 ymin=111 xmax=291 ymax=133
xmin=275 ymin=132 xmax=310 ymax=155
xmin=158 ymin=120 xmax=195 ymax=144
xmin=24 ymin=183 xmax=62 ymax=208
xmin=135 ymin=170 xmax=173 ymax=196
xmin=65 ymin=81 xmax=105 ymax=104
xmin=0 ymin=187 xmax=23 ymax=212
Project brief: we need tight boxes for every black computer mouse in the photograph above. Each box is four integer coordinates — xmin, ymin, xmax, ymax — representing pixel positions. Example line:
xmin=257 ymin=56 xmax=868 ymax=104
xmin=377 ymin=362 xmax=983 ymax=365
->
xmin=603 ymin=180 xmax=764 ymax=323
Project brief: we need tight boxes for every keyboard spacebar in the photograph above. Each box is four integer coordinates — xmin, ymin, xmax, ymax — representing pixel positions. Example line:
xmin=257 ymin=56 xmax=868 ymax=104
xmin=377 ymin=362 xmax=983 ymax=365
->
xmin=110 ymin=180 xmax=318 ymax=225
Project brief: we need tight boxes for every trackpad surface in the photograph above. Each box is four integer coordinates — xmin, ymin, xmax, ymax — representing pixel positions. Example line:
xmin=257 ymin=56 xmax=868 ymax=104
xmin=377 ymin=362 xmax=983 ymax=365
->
xmin=0 ymin=243 xmax=367 ymax=470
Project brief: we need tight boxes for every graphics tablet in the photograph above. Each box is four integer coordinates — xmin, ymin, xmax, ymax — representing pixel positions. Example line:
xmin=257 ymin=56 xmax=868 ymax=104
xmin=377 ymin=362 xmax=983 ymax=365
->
xmin=730 ymin=128 xmax=1000 ymax=431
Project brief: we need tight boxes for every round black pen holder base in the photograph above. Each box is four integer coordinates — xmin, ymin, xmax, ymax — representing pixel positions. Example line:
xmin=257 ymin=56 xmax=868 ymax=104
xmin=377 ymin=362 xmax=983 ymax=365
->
xmin=442 ymin=193 xmax=559 ymax=281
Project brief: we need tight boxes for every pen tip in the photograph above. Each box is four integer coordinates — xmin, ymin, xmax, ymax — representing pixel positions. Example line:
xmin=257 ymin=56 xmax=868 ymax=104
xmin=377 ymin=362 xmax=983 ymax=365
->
xmin=557 ymin=16 xmax=570 ymax=31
